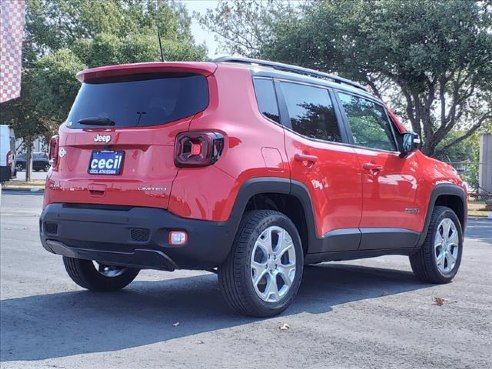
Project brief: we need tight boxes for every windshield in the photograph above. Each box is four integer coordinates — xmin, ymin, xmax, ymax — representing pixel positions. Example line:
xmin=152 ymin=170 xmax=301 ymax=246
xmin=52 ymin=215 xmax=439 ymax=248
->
xmin=66 ymin=74 xmax=208 ymax=129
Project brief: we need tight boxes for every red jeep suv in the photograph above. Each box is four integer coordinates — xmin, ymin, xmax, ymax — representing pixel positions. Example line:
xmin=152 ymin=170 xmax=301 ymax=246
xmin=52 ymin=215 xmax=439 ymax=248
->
xmin=40 ymin=57 xmax=467 ymax=317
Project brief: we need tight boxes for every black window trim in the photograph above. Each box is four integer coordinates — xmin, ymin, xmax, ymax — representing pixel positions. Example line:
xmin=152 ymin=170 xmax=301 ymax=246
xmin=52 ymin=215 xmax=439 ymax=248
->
xmin=333 ymin=89 xmax=401 ymax=154
xmin=252 ymin=77 xmax=283 ymax=127
xmin=273 ymin=78 xmax=350 ymax=145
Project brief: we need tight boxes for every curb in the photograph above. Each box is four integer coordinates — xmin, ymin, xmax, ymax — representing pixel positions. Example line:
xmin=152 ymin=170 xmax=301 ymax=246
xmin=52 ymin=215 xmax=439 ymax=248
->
xmin=468 ymin=216 xmax=492 ymax=221
xmin=1 ymin=187 xmax=44 ymax=193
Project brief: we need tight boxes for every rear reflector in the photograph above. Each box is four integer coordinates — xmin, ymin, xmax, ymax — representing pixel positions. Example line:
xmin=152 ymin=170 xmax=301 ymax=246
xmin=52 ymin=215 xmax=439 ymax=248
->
xmin=168 ymin=231 xmax=188 ymax=246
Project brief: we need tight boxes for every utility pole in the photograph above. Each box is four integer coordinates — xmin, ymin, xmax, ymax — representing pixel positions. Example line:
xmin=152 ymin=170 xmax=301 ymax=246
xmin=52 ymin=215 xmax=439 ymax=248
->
xmin=25 ymin=136 xmax=32 ymax=182
xmin=155 ymin=0 xmax=165 ymax=62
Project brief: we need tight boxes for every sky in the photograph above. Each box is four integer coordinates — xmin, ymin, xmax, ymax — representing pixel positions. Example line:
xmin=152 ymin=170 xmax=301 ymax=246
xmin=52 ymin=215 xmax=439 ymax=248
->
xmin=181 ymin=0 xmax=221 ymax=57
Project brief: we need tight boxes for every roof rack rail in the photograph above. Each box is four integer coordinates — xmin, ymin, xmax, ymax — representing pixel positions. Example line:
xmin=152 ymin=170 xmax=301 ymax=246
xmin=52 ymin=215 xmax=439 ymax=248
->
xmin=213 ymin=56 xmax=367 ymax=92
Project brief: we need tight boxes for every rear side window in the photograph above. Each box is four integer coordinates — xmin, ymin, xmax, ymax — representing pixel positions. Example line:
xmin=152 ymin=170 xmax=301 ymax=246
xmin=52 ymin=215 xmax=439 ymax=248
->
xmin=253 ymin=78 xmax=280 ymax=124
xmin=338 ymin=93 xmax=397 ymax=151
xmin=280 ymin=82 xmax=341 ymax=142
xmin=66 ymin=74 xmax=208 ymax=128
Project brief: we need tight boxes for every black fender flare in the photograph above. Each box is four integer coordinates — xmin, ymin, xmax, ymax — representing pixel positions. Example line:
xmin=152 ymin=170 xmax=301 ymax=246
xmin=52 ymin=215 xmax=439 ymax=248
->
xmin=416 ymin=183 xmax=467 ymax=247
xmin=226 ymin=177 xmax=318 ymax=251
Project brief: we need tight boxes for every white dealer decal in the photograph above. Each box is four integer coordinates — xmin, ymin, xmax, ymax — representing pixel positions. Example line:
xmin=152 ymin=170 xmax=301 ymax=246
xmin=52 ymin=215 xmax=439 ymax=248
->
xmin=90 ymin=155 xmax=123 ymax=170
xmin=94 ymin=134 xmax=112 ymax=143
xmin=88 ymin=151 xmax=124 ymax=175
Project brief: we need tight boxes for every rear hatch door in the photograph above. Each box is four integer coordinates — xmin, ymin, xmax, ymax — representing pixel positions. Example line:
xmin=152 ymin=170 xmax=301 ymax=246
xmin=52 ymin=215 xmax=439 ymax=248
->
xmin=51 ymin=64 xmax=214 ymax=208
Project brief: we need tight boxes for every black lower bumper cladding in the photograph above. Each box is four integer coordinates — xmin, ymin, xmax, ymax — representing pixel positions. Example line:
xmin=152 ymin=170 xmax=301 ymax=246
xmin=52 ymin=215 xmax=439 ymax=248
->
xmin=40 ymin=203 xmax=236 ymax=270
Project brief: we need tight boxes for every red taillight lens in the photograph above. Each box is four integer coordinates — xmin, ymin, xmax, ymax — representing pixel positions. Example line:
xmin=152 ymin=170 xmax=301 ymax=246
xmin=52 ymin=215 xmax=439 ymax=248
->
xmin=174 ymin=131 xmax=224 ymax=167
xmin=48 ymin=135 xmax=59 ymax=169
xmin=6 ymin=151 xmax=11 ymax=166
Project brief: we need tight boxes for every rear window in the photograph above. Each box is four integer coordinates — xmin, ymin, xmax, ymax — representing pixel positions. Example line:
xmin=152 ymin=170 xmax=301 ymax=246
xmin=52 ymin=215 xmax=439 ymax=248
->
xmin=66 ymin=74 xmax=208 ymax=128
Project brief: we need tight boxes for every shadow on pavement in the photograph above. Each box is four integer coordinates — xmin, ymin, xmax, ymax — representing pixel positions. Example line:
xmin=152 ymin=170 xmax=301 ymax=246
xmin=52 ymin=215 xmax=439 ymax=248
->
xmin=0 ymin=263 xmax=430 ymax=362
xmin=465 ymin=218 xmax=492 ymax=243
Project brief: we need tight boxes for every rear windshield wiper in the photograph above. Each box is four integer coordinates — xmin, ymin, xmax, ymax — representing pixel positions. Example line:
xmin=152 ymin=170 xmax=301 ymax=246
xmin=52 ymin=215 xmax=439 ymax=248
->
xmin=78 ymin=117 xmax=116 ymax=126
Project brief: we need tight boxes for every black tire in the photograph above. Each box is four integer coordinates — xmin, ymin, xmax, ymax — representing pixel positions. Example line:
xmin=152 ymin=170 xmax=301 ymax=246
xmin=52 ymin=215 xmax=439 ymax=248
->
xmin=410 ymin=206 xmax=463 ymax=284
xmin=63 ymin=257 xmax=139 ymax=291
xmin=219 ymin=210 xmax=304 ymax=317
xmin=44 ymin=164 xmax=50 ymax=171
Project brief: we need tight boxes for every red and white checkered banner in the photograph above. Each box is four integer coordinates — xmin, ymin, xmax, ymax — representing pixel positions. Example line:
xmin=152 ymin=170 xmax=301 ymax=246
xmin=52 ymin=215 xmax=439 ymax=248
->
xmin=0 ymin=0 xmax=26 ymax=103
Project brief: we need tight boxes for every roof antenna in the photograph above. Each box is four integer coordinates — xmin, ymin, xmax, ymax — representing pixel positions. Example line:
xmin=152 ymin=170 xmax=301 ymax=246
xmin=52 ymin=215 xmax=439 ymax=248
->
xmin=155 ymin=0 xmax=165 ymax=62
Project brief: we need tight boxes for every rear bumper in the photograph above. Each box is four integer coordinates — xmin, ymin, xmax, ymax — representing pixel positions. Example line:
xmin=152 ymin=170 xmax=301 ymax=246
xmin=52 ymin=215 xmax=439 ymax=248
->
xmin=40 ymin=203 xmax=236 ymax=270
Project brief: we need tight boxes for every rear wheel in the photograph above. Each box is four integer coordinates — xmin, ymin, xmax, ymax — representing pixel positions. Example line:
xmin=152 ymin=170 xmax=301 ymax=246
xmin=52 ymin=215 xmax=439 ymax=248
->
xmin=63 ymin=257 xmax=139 ymax=291
xmin=410 ymin=206 xmax=463 ymax=284
xmin=219 ymin=210 xmax=304 ymax=317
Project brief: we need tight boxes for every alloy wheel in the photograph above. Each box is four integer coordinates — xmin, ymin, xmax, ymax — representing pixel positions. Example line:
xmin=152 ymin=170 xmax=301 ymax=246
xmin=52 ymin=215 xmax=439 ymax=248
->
xmin=434 ymin=218 xmax=459 ymax=274
xmin=250 ymin=226 xmax=296 ymax=303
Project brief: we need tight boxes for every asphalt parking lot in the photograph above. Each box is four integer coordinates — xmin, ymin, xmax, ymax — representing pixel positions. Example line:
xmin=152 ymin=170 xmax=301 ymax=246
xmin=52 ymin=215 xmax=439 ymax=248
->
xmin=1 ymin=192 xmax=491 ymax=369
xmin=11 ymin=170 xmax=48 ymax=182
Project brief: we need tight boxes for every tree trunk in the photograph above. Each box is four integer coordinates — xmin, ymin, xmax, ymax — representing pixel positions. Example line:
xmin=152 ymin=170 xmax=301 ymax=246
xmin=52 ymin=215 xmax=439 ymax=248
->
xmin=421 ymin=140 xmax=436 ymax=157
xmin=25 ymin=137 xmax=32 ymax=183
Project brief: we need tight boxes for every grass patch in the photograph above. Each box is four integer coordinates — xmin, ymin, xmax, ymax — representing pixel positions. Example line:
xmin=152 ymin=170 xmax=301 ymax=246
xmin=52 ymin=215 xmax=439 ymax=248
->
xmin=468 ymin=201 xmax=490 ymax=218
xmin=2 ymin=180 xmax=45 ymax=189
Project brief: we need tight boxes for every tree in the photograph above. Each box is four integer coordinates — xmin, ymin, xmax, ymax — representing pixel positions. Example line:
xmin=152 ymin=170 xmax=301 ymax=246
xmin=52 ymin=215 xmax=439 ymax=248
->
xmin=202 ymin=0 xmax=492 ymax=156
xmin=197 ymin=0 xmax=296 ymax=56
xmin=24 ymin=0 xmax=202 ymax=60
xmin=0 ymin=0 xmax=206 ymax=181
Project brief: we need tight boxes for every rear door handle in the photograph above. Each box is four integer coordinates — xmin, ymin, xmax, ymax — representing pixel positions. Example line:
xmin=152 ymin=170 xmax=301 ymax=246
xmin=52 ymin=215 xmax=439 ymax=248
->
xmin=294 ymin=153 xmax=318 ymax=167
xmin=362 ymin=162 xmax=383 ymax=172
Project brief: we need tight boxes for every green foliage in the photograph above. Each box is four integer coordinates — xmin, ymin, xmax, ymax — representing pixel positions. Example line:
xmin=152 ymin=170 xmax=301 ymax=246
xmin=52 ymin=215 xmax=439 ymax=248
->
xmin=24 ymin=0 xmax=199 ymax=58
xmin=198 ymin=0 xmax=297 ymax=56
xmin=203 ymin=0 xmax=492 ymax=157
xmin=1 ymin=0 xmax=206 ymax=143
xmin=31 ymin=49 xmax=85 ymax=123
xmin=436 ymin=124 xmax=491 ymax=188
xmin=435 ymin=130 xmax=478 ymax=161
xmin=0 ymin=74 xmax=47 ymax=139
xmin=265 ymin=0 xmax=492 ymax=156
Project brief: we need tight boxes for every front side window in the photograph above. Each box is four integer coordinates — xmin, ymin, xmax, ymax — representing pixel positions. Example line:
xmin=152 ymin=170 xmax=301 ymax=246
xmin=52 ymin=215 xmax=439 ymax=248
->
xmin=280 ymin=82 xmax=341 ymax=142
xmin=338 ymin=93 xmax=397 ymax=151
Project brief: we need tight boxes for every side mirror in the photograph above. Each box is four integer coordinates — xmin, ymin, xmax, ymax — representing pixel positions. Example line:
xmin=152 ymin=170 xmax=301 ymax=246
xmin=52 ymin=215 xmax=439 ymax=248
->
xmin=400 ymin=132 xmax=420 ymax=157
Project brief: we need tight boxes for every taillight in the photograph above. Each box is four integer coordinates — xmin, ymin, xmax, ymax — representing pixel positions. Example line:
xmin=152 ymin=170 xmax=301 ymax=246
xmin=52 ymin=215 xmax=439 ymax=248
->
xmin=48 ymin=135 xmax=59 ymax=169
xmin=174 ymin=131 xmax=224 ymax=167
xmin=6 ymin=151 xmax=11 ymax=166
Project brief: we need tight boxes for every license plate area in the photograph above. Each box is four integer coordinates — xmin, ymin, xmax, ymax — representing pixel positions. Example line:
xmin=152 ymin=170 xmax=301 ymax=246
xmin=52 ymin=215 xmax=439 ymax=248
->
xmin=88 ymin=151 xmax=125 ymax=175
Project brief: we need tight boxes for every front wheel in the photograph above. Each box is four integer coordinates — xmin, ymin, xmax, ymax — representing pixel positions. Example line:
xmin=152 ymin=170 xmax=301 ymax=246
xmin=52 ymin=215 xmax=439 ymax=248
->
xmin=219 ymin=210 xmax=304 ymax=317
xmin=409 ymin=206 xmax=463 ymax=284
xmin=63 ymin=257 xmax=139 ymax=291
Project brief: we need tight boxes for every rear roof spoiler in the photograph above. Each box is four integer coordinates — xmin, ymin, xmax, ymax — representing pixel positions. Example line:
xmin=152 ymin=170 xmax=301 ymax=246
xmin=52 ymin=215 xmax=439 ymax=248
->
xmin=76 ymin=62 xmax=218 ymax=83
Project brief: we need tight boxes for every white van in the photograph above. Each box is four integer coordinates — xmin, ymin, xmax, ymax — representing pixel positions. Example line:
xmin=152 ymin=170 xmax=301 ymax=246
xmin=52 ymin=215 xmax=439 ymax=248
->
xmin=0 ymin=125 xmax=16 ymax=182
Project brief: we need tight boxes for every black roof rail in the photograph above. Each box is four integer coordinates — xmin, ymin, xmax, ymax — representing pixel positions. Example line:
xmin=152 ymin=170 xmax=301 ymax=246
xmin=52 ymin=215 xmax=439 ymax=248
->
xmin=213 ymin=56 xmax=367 ymax=92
